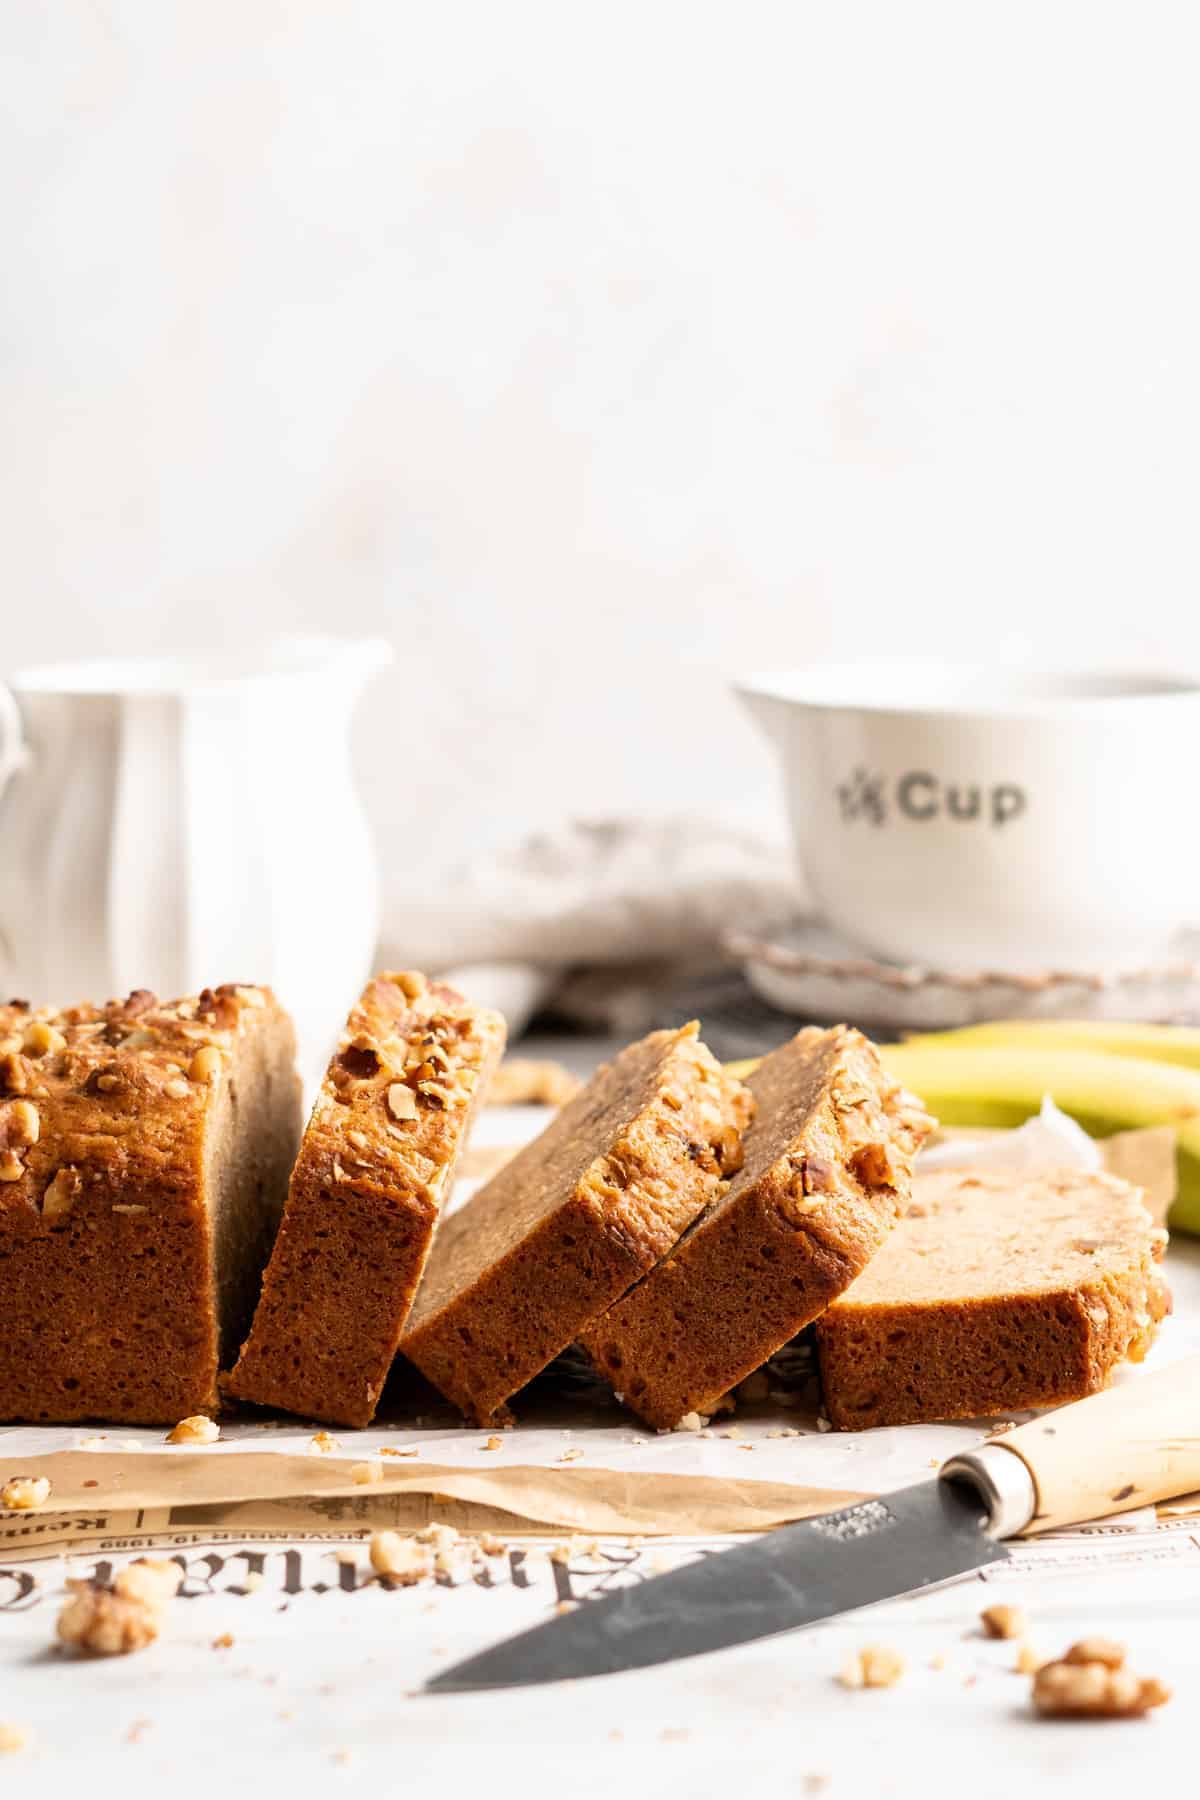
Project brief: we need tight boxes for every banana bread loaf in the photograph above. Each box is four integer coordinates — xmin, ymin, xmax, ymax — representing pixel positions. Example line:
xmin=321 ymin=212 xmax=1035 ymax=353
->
xmin=225 ymin=972 xmax=505 ymax=1426
xmin=401 ymin=1023 xmax=752 ymax=1424
xmin=0 ymin=984 xmax=301 ymax=1424
xmin=581 ymin=1026 xmax=931 ymax=1430
xmin=815 ymin=1166 xmax=1170 ymax=1428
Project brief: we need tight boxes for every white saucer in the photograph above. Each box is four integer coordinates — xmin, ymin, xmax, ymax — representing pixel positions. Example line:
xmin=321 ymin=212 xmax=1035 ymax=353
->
xmin=724 ymin=919 xmax=1200 ymax=1032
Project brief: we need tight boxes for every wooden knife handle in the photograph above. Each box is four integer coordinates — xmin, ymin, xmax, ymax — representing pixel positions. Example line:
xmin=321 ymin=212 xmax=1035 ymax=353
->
xmin=999 ymin=1356 xmax=1200 ymax=1534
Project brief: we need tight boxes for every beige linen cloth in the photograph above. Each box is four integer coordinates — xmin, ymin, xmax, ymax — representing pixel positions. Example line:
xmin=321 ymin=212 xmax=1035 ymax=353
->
xmin=379 ymin=819 xmax=794 ymax=1036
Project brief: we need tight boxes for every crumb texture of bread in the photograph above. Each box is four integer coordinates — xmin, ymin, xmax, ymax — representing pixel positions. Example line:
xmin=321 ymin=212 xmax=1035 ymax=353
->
xmin=580 ymin=1026 xmax=930 ymax=1430
xmin=0 ymin=984 xmax=301 ymax=1424
xmin=816 ymin=1166 xmax=1170 ymax=1429
xmin=224 ymin=972 xmax=505 ymax=1427
xmin=401 ymin=1023 xmax=752 ymax=1423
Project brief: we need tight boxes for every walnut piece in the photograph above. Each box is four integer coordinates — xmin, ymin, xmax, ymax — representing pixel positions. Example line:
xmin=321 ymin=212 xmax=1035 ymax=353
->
xmin=42 ymin=1167 xmax=82 ymax=1218
xmin=981 ymin=1603 xmax=1028 ymax=1641
xmin=838 ymin=1644 xmax=906 ymax=1689
xmin=165 ymin=1415 xmax=220 ymax=1446
xmin=57 ymin=1560 xmax=182 ymax=1657
xmin=2 ymin=1476 xmax=51 ymax=1511
xmin=387 ymin=1082 xmax=418 ymax=1121
xmin=1033 ymin=1644 xmax=1171 ymax=1719
xmin=369 ymin=1531 xmax=430 ymax=1585
xmin=391 ymin=971 xmax=428 ymax=1001
xmin=188 ymin=1045 xmax=222 ymax=1085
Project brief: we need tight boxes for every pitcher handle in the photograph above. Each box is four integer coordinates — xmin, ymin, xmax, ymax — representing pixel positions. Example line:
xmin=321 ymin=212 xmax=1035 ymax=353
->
xmin=0 ymin=683 xmax=28 ymax=795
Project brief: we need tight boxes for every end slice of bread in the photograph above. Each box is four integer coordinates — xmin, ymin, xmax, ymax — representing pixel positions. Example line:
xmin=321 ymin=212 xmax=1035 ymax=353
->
xmin=0 ymin=984 xmax=302 ymax=1424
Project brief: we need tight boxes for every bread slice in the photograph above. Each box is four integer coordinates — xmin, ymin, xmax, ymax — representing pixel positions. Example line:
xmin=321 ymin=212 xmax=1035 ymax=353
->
xmin=0 ymin=984 xmax=301 ymax=1424
xmin=401 ymin=1022 xmax=752 ymax=1424
xmin=580 ymin=1027 xmax=931 ymax=1430
xmin=816 ymin=1166 xmax=1171 ymax=1429
xmin=225 ymin=972 xmax=505 ymax=1426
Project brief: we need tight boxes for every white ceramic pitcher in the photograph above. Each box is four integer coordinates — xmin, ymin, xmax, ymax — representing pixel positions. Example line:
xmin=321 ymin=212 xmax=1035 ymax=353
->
xmin=0 ymin=636 xmax=391 ymax=1069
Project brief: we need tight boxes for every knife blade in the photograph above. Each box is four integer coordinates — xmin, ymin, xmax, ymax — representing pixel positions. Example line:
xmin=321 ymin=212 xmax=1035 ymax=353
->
xmin=426 ymin=1475 xmax=1006 ymax=1692
xmin=426 ymin=1352 xmax=1200 ymax=1692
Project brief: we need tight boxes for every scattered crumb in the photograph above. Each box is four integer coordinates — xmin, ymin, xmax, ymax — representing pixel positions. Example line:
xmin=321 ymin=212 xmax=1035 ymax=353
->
xmin=724 ymin=1426 xmax=743 ymax=1439
xmin=555 ymin=1600 xmax=577 ymax=1615
xmin=738 ymin=1442 xmax=755 ymax=1452
xmin=660 ymin=1727 xmax=690 ymax=1742
xmin=332 ymin=1749 xmax=352 ymax=1767
xmin=77 ymin=1436 xmax=107 ymax=1452
xmin=212 ymin=1633 xmax=235 ymax=1650
xmin=988 ymin=1420 xmax=1017 ymax=1435
xmin=816 ymin=1416 xmax=833 ymax=1433
xmin=981 ymin=1603 xmax=1028 ymax=1641
xmin=478 ymin=1533 xmax=507 ymax=1557
xmin=0 ymin=1724 xmax=29 ymax=1754
xmin=124 ymin=1718 xmax=152 ymax=1745
xmin=838 ymin=1644 xmax=905 ymax=1690
xmin=379 ymin=1446 xmax=419 ymax=1457
xmin=1016 ymin=1643 xmax=1044 ymax=1675
xmin=558 ymin=1447 xmax=583 ymax=1463
xmin=930 ymin=1652 xmax=948 ymax=1671
xmin=350 ymin=1461 xmax=383 ymax=1485
xmin=674 ymin=1412 xmax=705 ymax=1434
xmin=165 ymin=1415 xmax=219 ymax=1446
xmin=309 ymin=1432 xmax=339 ymax=1455
xmin=1 ymin=1475 xmax=50 ymax=1511
xmin=482 ymin=1436 xmax=504 ymax=1452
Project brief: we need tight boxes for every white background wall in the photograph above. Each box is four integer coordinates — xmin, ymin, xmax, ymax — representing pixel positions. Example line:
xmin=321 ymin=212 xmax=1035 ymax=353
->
xmin=5 ymin=3 xmax=1200 ymax=896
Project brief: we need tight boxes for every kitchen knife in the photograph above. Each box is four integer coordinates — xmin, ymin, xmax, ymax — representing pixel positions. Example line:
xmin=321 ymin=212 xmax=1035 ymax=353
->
xmin=427 ymin=1354 xmax=1200 ymax=1692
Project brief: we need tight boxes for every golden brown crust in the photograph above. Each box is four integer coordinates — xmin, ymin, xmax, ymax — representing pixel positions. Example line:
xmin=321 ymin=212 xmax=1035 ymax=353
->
xmin=224 ymin=971 xmax=506 ymax=1427
xmin=0 ymin=985 xmax=301 ymax=1424
xmin=580 ymin=1027 xmax=930 ymax=1430
xmin=816 ymin=1167 xmax=1170 ymax=1428
xmin=401 ymin=1023 xmax=753 ymax=1424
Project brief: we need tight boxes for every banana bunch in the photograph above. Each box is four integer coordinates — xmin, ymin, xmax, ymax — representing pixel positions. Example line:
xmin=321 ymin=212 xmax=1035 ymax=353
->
xmin=727 ymin=1021 xmax=1200 ymax=1234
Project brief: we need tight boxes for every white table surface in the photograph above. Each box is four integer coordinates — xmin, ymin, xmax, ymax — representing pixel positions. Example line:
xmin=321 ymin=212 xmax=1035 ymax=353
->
xmin=3 ymin=1038 xmax=1197 ymax=1798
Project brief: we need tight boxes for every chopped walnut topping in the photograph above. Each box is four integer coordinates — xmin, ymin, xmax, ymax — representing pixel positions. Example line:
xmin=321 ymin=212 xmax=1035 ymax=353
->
xmin=22 ymin=1020 xmax=65 ymax=1058
xmin=2 ymin=1476 xmax=51 ymax=1511
xmin=0 ymin=1052 xmax=29 ymax=1096
xmin=188 ymin=1045 xmax=222 ymax=1085
xmin=165 ymin=1415 xmax=220 ymax=1446
xmin=42 ymin=1167 xmax=81 ymax=1218
xmin=310 ymin=1431 xmax=339 ymax=1454
xmin=1033 ymin=1643 xmax=1170 ymax=1718
xmin=392 ymin=971 xmax=428 ymax=1001
xmin=417 ymin=1079 xmax=457 ymax=1108
xmin=838 ymin=1645 xmax=906 ymax=1689
xmin=0 ymin=1724 xmax=30 ymax=1754
xmin=0 ymin=1098 xmax=38 ymax=1156
xmin=0 ymin=1153 xmax=23 ymax=1182
xmin=57 ymin=1560 xmax=182 ymax=1657
xmin=350 ymin=1461 xmax=383 ymax=1485
xmin=981 ymin=1604 xmax=1028 ymax=1641
xmin=165 ymin=1079 xmax=191 ymax=1100
xmin=369 ymin=1531 xmax=429 ymax=1585
xmin=387 ymin=1082 xmax=418 ymax=1121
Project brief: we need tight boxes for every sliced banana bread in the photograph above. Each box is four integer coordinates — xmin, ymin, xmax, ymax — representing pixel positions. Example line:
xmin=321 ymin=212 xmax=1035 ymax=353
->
xmin=816 ymin=1166 xmax=1170 ymax=1428
xmin=401 ymin=1023 xmax=752 ymax=1424
xmin=0 ymin=984 xmax=301 ymax=1424
xmin=225 ymin=972 xmax=505 ymax=1427
xmin=581 ymin=1027 xmax=931 ymax=1430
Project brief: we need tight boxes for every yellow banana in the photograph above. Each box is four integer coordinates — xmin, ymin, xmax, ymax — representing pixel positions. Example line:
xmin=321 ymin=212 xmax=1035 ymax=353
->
xmin=903 ymin=1019 xmax=1200 ymax=1072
